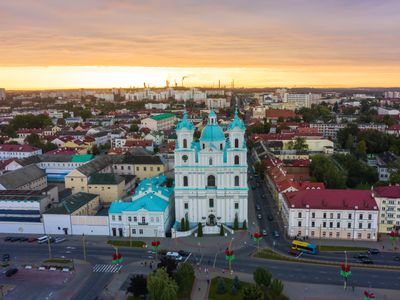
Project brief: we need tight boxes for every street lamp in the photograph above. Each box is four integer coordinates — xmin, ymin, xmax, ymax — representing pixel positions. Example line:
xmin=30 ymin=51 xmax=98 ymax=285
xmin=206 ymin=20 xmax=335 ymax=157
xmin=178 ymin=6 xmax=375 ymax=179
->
xmin=225 ymin=237 xmax=235 ymax=274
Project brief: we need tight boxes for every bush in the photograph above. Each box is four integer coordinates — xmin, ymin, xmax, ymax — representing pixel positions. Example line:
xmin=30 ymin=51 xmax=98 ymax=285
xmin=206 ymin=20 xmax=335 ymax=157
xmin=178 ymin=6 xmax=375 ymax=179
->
xmin=216 ymin=278 xmax=226 ymax=294
xmin=233 ymin=276 xmax=240 ymax=290
xmin=219 ymin=224 xmax=225 ymax=236
xmin=180 ymin=218 xmax=186 ymax=231
xmin=233 ymin=215 xmax=239 ymax=230
xmin=231 ymin=285 xmax=238 ymax=295
xmin=242 ymin=220 xmax=247 ymax=230
xmin=197 ymin=223 xmax=203 ymax=237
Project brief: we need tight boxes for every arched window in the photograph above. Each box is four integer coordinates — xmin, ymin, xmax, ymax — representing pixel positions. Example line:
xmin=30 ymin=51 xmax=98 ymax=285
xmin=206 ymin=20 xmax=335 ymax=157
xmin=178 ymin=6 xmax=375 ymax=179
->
xmin=207 ymin=175 xmax=216 ymax=187
xmin=235 ymin=138 xmax=239 ymax=148
xmin=234 ymin=155 xmax=240 ymax=165
xmin=183 ymin=139 xmax=187 ymax=148
xmin=209 ymin=158 xmax=213 ymax=165
xmin=234 ymin=176 xmax=240 ymax=186
xmin=220 ymin=144 xmax=223 ymax=150
xmin=183 ymin=176 xmax=188 ymax=187
xmin=202 ymin=143 xmax=205 ymax=149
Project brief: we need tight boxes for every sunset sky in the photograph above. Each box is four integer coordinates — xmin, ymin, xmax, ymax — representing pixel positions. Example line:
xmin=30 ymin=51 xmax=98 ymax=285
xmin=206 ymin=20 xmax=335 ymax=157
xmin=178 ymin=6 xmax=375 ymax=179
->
xmin=1 ymin=0 xmax=400 ymax=89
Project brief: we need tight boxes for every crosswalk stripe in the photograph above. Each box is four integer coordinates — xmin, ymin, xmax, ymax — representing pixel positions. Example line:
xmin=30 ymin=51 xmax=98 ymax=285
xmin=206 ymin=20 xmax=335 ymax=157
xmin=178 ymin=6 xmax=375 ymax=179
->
xmin=92 ymin=264 xmax=123 ymax=273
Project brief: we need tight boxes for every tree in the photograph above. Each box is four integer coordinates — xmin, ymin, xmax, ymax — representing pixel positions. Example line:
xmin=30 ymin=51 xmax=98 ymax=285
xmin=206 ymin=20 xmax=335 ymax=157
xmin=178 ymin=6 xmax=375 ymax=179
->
xmin=91 ymin=144 xmax=100 ymax=155
xmin=175 ymin=262 xmax=194 ymax=294
xmin=233 ymin=276 xmax=240 ymax=290
xmin=197 ymin=223 xmax=203 ymax=237
xmin=57 ymin=118 xmax=66 ymax=126
xmin=345 ymin=134 xmax=354 ymax=150
xmin=356 ymin=140 xmax=367 ymax=160
xmin=253 ymin=161 xmax=265 ymax=178
xmin=130 ymin=123 xmax=139 ymax=132
xmin=157 ymin=257 xmax=178 ymax=276
xmin=242 ymin=220 xmax=247 ymax=230
xmin=292 ymin=137 xmax=308 ymax=151
xmin=219 ymin=224 xmax=225 ymax=236
xmin=127 ymin=274 xmax=148 ymax=298
xmin=253 ymin=267 xmax=271 ymax=289
xmin=216 ymin=278 xmax=226 ymax=294
xmin=310 ymin=154 xmax=346 ymax=188
xmin=269 ymin=279 xmax=284 ymax=297
xmin=233 ymin=214 xmax=239 ymax=230
xmin=185 ymin=214 xmax=189 ymax=231
xmin=147 ymin=268 xmax=178 ymax=300
xmin=242 ymin=285 xmax=263 ymax=300
xmin=333 ymin=102 xmax=339 ymax=113
xmin=180 ymin=218 xmax=186 ymax=232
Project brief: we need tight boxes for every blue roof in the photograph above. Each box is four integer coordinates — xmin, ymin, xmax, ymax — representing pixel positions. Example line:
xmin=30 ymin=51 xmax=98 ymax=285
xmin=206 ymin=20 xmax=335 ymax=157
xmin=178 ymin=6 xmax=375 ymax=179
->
xmin=200 ymin=124 xmax=225 ymax=142
xmin=176 ymin=111 xmax=195 ymax=131
xmin=209 ymin=110 xmax=217 ymax=117
xmin=228 ymin=109 xmax=245 ymax=131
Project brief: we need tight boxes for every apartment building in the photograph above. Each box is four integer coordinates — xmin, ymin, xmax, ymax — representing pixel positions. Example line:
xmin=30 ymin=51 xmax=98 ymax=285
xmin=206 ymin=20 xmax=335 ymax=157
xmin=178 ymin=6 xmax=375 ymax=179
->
xmin=141 ymin=113 xmax=176 ymax=131
xmin=373 ymin=186 xmax=400 ymax=233
xmin=281 ymin=189 xmax=379 ymax=241
xmin=113 ymin=155 xmax=165 ymax=179
xmin=0 ymin=144 xmax=42 ymax=160
xmin=0 ymin=165 xmax=47 ymax=191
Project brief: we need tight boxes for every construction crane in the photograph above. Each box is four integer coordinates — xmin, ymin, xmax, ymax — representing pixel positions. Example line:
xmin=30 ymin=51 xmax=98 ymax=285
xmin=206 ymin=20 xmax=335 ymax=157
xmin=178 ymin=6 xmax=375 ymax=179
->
xmin=182 ymin=76 xmax=188 ymax=87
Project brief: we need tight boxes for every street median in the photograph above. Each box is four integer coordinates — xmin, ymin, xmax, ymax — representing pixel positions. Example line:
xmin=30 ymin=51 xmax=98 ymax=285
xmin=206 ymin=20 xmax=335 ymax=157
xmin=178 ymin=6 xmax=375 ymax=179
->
xmin=107 ymin=239 xmax=146 ymax=248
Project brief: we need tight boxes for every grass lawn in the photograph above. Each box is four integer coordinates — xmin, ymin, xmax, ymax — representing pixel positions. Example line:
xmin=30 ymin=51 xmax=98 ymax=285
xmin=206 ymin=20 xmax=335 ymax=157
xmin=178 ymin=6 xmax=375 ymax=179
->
xmin=107 ymin=240 xmax=146 ymax=248
xmin=318 ymin=245 xmax=369 ymax=252
xmin=254 ymin=249 xmax=292 ymax=261
xmin=208 ymin=276 xmax=252 ymax=300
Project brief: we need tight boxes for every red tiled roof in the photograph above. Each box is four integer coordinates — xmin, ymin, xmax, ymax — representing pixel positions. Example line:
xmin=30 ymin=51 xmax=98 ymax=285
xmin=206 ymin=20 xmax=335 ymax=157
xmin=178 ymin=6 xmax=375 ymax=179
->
xmin=0 ymin=144 xmax=40 ymax=152
xmin=284 ymin=189 xmax=378 ymax=210
xmin=125 ymin=140 xmax=153 ymax=147
xmin=374 ymin=186 xmax=400 ymax=198
xmin=45 ymin=148 xmax=81 ymax=155
xmin=265 ymin=109 xmax=296 ymax=119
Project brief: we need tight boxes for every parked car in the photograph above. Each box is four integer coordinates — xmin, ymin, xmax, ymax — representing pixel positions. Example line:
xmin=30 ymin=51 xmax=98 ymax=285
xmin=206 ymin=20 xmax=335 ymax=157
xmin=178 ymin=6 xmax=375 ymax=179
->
xmin=10 ymin=237 xmax=20 ymax=242
xmin=166 ymin=252 xmax=183 ymax=261
xmin=262 ymin=229 xmax=267 ymax=236
xmin=5 ymin=268 xmax=18 ymax=277
xmin=273 ymin=231 xmax=280 ymax=238
xmin=368 ymin=248 xmax=380 ymax=255
xmin=394 ymin=256 xmax=400 ymax=261
xmin=55 ymin=237 xmax=66 ymax=244
xmin=178 ymin=250 xmax=190 ymax=257
xmin=158 ymin=249 xmax=168 ymax=256
xmin=19 ymin=237 xmax=28 ymax=242
xmin=4 ymin=236 xmax=12 ymax=242
xmin=353 ymin=253 xmax=369 ymax=260
xmin=257 ymin=214 xmax=262 ymax=220
xmin=359 ymin=257 xmax=373 ymax=264
xmin=2 ymin=254 xmax=10 ymax=262
xmin=267 ymin=215 xmax=273 ymax=221
xmin=27 ymin=237 xmax=38 ymax=243
xmin=255 ymin=205 xmax=261 ymax=211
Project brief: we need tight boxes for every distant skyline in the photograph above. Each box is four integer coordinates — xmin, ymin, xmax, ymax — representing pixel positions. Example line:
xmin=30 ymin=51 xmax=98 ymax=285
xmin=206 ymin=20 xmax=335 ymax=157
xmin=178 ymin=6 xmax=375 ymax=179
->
xmin=1 ymin=0 xmax=400 ymax=89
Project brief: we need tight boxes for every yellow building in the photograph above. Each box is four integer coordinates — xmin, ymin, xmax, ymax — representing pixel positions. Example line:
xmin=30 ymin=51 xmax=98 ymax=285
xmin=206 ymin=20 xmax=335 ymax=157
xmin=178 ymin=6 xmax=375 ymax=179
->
xmin=373 ymin=186 xmax=400 ymax=233
xmin=113 ymin=155 xmax=165 ymax=180
xmin=88 ymin=173 xmax=125 ymax=204
xmin=46 ymin=192 xmax=100 ymax=216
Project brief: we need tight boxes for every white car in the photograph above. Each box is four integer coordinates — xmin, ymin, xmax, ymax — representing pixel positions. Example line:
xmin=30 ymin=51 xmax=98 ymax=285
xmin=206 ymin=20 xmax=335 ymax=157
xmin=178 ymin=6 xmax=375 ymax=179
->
xmin=166 ymin=252 xmax=183 ymax=261
xmin=55 ymin=237 xmax=66 ymax=244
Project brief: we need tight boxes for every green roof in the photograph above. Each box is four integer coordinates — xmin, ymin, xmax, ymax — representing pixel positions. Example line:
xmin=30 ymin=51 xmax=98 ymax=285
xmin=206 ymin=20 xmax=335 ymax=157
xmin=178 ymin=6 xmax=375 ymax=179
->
xmin=45 ymin=192 xmax=98 ymax=214
xmin=149 ymin=113 xmax=176 ymax=121
xmin=89 ymin=173 xmax=124 ymax=185
xmin=71 ymin=154 xmax=94 ymax=162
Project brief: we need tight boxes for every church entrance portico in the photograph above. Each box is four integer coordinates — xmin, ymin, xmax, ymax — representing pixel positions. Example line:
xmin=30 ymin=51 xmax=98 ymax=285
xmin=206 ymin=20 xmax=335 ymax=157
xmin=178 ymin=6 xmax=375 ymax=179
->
xmin=207 ymin=214 xmax=216 ymax=226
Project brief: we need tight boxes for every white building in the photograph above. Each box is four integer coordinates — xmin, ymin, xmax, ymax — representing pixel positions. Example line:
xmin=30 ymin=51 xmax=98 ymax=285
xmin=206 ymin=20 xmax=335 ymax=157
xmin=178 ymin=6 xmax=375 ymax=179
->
xmin=0 ymin=144 xmax=42 ymax=160
xmin=94 ymin=93 xmax=115 ymax=101
xmin=174 ymin=110 xmax=248 ymax=231
xmin=281 ymin=189 xmax=379 ymax=241
xmin=108 ymin=175 xmax=174 ymax=237
xmin=141 ymin=113 xmax=176 ymax=131
xmin=0 ymin=88 xmax=6 ymax=101
xmin=207 ymin=97 xmax=229 ymax=109
xmin=145 ymin=103 xmax=170 ymax=110
xmin=283 ymin=93 xmax=311 ymax=108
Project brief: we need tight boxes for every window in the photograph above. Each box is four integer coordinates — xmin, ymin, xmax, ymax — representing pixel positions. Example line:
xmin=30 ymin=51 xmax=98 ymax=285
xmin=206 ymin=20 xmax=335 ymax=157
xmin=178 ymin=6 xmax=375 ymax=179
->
xmin=136 ymin=166 xmax=139 ymax=171
xmin=311 ymin=212 xmax=315 ymax=218
xmin=112 ymin=215 xmax=115 ymax=221
xmin=235 ymin=203 xmax=239 ymax=209
xmin=234 ymin=176 xmax=240 ymax=186
xmin=183 ymin=176 xmax=188 ymax=187
xmin=347 ymin=222 xmax=351 ymax=229
xmin=337 ymin=213 xmax=341 ymax=219
xmin=329 ymin=222 xmax=333 ymax=228
xmin=207 ymin=175 xmax=216 ymax=187
xmin=329 ymin=232 xmax=333 ymax=237
xmin=330 ymin=213 xmax=333 ymax=219
xmin=184 ymin=203 xmax=189 ymax=209
xmin=298 ymin=212 xmax=302 ymax=218
xmin=347 ymin=233 xmax=351 ymax=239
xmin=357 ymin=233 xmax=362 ymax=239
xmin=298 ymin=221 xmax=302 ymax=227
xmin=368 ymin=223 xmax=371 ymax=229
xmin=367 ymin=233 xmax=371 ymax=239
xmin=235 ymin=138 xmax=239 ymax=148
xmin=311 ymin=231 xmax=315 ymax=237
xmin=132 ymin=229 xmax=136 ymax=234
xmin=150 ymin=167 xmax=153 ymax=171
xmin=144 ymin=167 xmax=147 ymax=171
xmin=348 ymin=213 xmax=352 ymax=219
xmin=220 ymin=144 xmax=223 ymax=150
xmin=311 ymin=221 xmax=315 ymax=227
xmin=358 ymin=223 xmax=362 ymax=229
xmin=323 ymin=222 xmax=326 ymax=228
xmin=134 ymin=216 xmax=137 ymax=222
xmin=121 ymin=166 xmax=124 ymax=170
xmin=234 ymin=155 xmax=240 ymax=165
xmin=142 ymin=217 xmax=146 ymax=223
xmin=337 ymin=222 xmax=340 ymax=228
xmin=151 ymin=217 xmax=154 ymax=223
xmin=157 ymin=167 xmax=160 ymax=171
xmin=156 ymin=217 xmax=159 ymax=223
xmin=183 ymin=139 xmax=187 ymax=148
xmin=203 ymin=144 xmax=205 ymax=149
xmin=209 ymin=198 xmax=214 ymax=208
xmin=209 ymin=158 xmax=213 ymax=165
xmin=139 ymin=229 xmax=143 ymax=235
xmin=323 ymin=213 xmax=327 ymax=218
xmin=118 ymin=215 xmax=122 ymax=221
xmin=322 ymin=232 xmax=326 ymax=237
xmin=128 ymin=217 xmax=132 ymax=222
xmin=359 ymin=214 xmax=363 ymax=220
xmin=368 ymin=214 xmax=372 ymax=220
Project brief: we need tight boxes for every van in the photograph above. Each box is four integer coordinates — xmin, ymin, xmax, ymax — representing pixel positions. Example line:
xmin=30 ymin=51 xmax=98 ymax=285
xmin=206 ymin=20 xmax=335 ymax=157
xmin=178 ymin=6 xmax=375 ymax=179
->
xmin=166 ymin=252 xmax=183 ymax=261
xmin=37 ymin=236 xmax=49 ymax=244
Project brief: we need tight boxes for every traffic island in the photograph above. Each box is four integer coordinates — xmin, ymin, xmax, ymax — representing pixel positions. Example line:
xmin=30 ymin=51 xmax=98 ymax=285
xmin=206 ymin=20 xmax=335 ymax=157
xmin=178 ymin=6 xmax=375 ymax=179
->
xmin=107 ymin=240 xmax=146 ymax=248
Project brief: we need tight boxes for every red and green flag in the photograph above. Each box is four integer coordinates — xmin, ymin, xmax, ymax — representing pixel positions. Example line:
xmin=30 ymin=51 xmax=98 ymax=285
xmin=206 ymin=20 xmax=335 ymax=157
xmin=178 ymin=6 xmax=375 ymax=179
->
xmin=340 ymin=264 xmax=351 ymax=278
xmin=112 ymin=252 xmax=123 ymax=264
xmin=151 ymin=240 xmax=161 ymax=251
xmin=363 ymin=290 xmax=375 ymax=300
xmin=389 ymin=230 xmax=399 ymax=241
xmin=225 ymin=249 xmax=235 ymax=261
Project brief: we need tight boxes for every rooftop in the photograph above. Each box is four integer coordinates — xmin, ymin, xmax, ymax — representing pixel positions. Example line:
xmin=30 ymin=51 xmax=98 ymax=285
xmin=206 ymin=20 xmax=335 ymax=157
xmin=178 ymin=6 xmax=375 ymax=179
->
xmin=374 ymin=186 xmax=400 ymax=198
xmin=121 ymin=154 xmax=163 ymax=165
xmin=45 ymin=192 xmax=98 ymax=214
xmin=0 ymin=144 xmax=41 ymax=152
xmin=149 ymin=113 xmax=176 ymax=121
xmin=89 ymin=173 xmax=124 ymax=185
xmin=0 ymin=165 xmax=46 ymax=189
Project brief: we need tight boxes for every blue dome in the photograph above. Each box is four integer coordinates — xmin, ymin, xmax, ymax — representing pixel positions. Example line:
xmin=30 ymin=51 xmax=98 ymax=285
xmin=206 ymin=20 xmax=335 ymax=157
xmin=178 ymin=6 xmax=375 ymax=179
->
xmin=176 ymin=111 xmax=195 ymax=131
xmin=200 ymin=124 xmax=225 ymax=142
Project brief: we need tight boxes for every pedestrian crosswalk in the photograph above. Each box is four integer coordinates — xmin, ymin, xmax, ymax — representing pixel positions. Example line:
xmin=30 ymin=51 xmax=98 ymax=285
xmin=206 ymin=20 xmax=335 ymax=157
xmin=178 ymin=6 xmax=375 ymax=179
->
xmin=92 ymin=264 xmax=123 ymax=273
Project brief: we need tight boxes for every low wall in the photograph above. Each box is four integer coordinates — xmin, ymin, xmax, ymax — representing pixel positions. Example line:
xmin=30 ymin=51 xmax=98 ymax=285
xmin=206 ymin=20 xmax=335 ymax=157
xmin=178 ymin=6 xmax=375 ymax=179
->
xmin=0 ymin=222 xmax=44 ymax=234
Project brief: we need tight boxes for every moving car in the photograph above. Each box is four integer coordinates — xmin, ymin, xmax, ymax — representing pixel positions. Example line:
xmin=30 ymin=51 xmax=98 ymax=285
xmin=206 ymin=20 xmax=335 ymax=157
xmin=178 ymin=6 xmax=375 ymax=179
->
xmin=368 ymin=248 xmax=380 ymax=255
xmin=2 ymin=254 xmax=10 ymax=261
xmin=5 ymin=268 xmax=18 ymax=277
xmin=257 ymin=214 xmax=262 ymax=220
xmin=288 ymin=249 xmax=300 ymax=256
xmin=27 ymin=237 xmax=38 ymax=243
xmin=19 ymin=237 xmax=28 ymax=242
xmin=37 ymin=236 xmax=50 ymax=244
xmin=4 ymin=236 xmax=12 ymax=242
xmin=55 ymin=237 xmax=66 ymax=244
xmin=267 ymin=215 xmax=273 ymax=221
xmin=166 ymin=252 xmax=183 ymax=261
xmin=273 ymin=231 xmax=280 ymax=238
xmin=262 ymin=229 xmax=267 ymax=236
xmin=10 ymin=237 xmax=20 ymax=242
xmin=178 ymin=250 xmax=190 ymax=257
xmin=255 ymin=205 xmax=261 ymax=211
xmin=359 ymin=257 xmax=373 ymax=264
xmin=394 ymin=256 xmax=400 ymax=261
xmin=353 ymin=253 xmax=369 ymax=260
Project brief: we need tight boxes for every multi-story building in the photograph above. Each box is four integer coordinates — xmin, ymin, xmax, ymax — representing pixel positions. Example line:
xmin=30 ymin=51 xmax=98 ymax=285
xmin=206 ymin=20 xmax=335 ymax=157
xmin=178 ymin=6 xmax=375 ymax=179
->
xmin=0 ymin=88 xmax=6 ymax=101
xmin=144 ymin=103 xmax=169 ymax=110
xmin=113 ymin=155 xmax=165 ymax=179
xmin=108 ymin=175 xmax=173 ymax=237
xmin=283 ymin=93 xmax=311 ymax=108
xmin=384 ymin=91 xmax=400 ymax=99
xmin=207 ymin=97 xmax=229 ymax=109
xmin=174 ymin=110 xmax=248 ymax=231
xmin=0 ymin=165 xmax=47 ymax=191
xmin=281 ymin=189 xmax=379 ymax=241
xmin=0 ymin=144 xmax=42 ymax=160
xmin=373 ymin=186 xmax=400 ymax=233
xmin=141 ymin=113 xmax=176 ymax=131
xmin=87 ymin=173 xmax=125 ymax=204
xmin=310 ymin=123 xmax=387 ymax=140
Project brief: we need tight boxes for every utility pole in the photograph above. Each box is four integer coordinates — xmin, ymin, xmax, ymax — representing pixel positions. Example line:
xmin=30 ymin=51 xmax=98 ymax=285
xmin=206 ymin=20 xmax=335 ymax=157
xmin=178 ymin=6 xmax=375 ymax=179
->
xmin=82 ymin=234 xmax=87 ymax=261
xmin=47 ymin=236 xmax=52 ymax=259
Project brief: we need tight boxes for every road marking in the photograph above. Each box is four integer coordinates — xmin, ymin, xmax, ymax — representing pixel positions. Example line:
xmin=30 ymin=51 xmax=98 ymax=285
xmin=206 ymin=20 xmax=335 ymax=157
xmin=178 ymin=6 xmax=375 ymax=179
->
xmin=93 ymin=264 xmax=123 ymax=273
xmin=183 ymin=252 xmax=192 ymax=263
xmin=213 ymin=252 xmax=218 ymax=268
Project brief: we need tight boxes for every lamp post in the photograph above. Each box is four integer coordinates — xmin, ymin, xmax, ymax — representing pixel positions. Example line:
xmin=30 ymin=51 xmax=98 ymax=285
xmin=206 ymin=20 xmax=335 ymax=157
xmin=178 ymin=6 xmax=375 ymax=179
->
xmin=253 ymin=224 xmax=262 ymax=253
xmin=47 ymin=235 xmax=52 ymax=259
xmin=82 ymin=234 xmax=87 ymax=261
xmin=225 ymin=237 xmax=235 ymax=274
xmin=340 ymin=251 xmax=351 ymax=289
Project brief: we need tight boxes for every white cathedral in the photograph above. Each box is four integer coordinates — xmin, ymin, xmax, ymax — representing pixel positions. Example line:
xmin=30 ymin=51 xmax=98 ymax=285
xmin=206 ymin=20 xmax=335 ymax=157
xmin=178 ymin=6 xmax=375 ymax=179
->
xmin=174 ymin=110 xmax=248 ymax=230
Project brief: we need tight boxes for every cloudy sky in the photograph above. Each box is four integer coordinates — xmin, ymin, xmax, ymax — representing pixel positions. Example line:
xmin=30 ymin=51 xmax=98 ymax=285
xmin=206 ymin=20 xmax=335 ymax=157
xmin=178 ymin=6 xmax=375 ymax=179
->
xmin=1 ymin=0 xmax=399 ymax=89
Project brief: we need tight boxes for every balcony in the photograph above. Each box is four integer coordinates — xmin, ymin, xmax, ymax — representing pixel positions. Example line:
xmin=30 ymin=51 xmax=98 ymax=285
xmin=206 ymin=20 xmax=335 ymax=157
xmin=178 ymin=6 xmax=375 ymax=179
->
xmin=138 ymin=222 xmax=148 ymax=225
